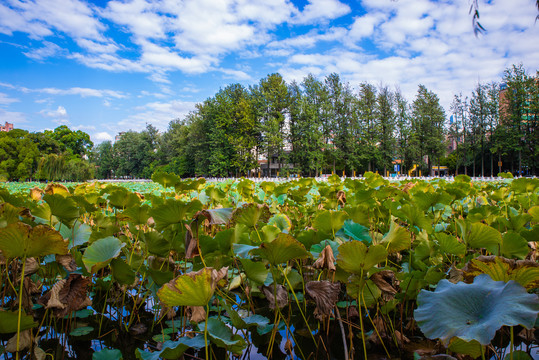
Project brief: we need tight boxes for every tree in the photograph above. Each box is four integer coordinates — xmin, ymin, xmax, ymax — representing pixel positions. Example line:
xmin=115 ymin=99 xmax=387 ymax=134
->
xmin=411 ymin=85 xmax=446 ymax=175
xmin=356 ymin=83 xmax=378 ymax=172
xmin=93 ymin=141 xmax=115 ymax=179
xmin=376 ymin=85 xmax=396 ymax=176
xmin=252 ymin=73 xmax=290 ymax=177
xmin=394 ymin=88 xmax=412 ymax=175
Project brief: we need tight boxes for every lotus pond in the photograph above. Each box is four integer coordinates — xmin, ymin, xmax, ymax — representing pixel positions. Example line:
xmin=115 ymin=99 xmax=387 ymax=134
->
xmin=0 ymin=173 xmax=537 ymax=360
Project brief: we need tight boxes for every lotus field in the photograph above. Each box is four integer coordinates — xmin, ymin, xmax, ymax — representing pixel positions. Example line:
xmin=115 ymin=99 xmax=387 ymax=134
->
xmin=0 ymin=173 xmax=538 ymax=360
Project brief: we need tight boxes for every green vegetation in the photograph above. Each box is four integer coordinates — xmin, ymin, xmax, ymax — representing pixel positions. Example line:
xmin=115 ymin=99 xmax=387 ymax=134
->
xmin=0 ymin=126 xmax=93 ymax=181
xmin=0 ymin=174 xmax=537 ymax=359
xmin=92 ymin=64 xmax=537 ymax=178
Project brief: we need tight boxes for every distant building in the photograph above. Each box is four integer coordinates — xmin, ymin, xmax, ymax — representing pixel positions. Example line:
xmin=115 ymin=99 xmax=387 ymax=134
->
xmin=115 ymin=132 xmax=126 ymax=142
xmin=0 ymin=122 xmax=13 ymax=132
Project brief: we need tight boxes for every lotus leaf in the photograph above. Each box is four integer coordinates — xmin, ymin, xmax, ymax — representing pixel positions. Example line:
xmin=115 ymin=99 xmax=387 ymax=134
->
xmin=111 ymin=258 xmax=136 ymax=285
xmin=43 ymin=193 xmax=80 ymax=226
xmin=381 ymin=221 xmax=411 ymax=253
xmin=337 ymin=241 xmax=387 ymax=274
xmin=82 ymin=236 xmax=125 ymax=273
xmin=230 ymin=203 xmax=271 ymax=228
xmin=394 ymin=204 xmax=431 ymax=233
xmin=435 ymin=233 xmax=466 ymax=256
xmin=0 ymin=222 xmax=68 ymax=258
xmin=56 ymin=221 xmax=91 ymax=249
xmin=463 ymin=256 xmax=539 ymax=289
xmin=93 ymin=348 xmax=123 ymax=360
xmin=70 ymin=326 xmax=93 ymax=336
xmin=268 ymin=213 xmax=292 ymax=233
xmin=0 ymin=310 xmax=38 ymax=333
xmin=158 ymin=267 xmax=227 ymax=307
xmin=150 ymin=199 xmax=202 ymax=231
xmin=313 ymin=210 xmax=347 ymax=236
xmin=240 ymin=258 xmax=269 ymax=284
xmin=117 ymin=204 xmax=151 ymax=226
xmin=252 ymin=233 xmax=310 ymax=265
xmin=497 ymin=231 xmax=529 ymax=259
xmin=448 ymin=338 xmax=483 ymax=358
xmin=457 ymin=221 xmax=501 ymax=251
xmin=151 ymin=172 xmax=179 ymax=189
xmin=336 ymin=219 xmax=371 ymax=244
xmin=415 ymin=274 xmax=539 ymax=345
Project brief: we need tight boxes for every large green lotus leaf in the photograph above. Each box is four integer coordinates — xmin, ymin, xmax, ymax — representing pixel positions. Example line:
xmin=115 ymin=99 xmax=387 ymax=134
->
xmin=111 ymin=258 xmax=136 ymax=285
xmin=413 ymin=190 xmax=452 ymax=211
xmin=381 ymin=221 xmax=411 ymax=253
xmin=448 ymin=338 xmax=483 ymax=358
xmin=158 ymin=267 xmax=225 ymax=307
xmin=82 ymin=236 xmax=125 ymax=273
xmin=240 ymin=258 xmax=269 ymax=284
xmin=93 ymin=348 xmax=123 ymax=360
xmin=345 ymin=205 xmax=370 ymax=227
xmin=199 ymin=318 xmax=243 ymax=349
xmin=57 ymin=222 xmax=91 ymax=249
xmin=503 ymin=351 xmax=533 ymax=360
xmin=0 ymin=310 xmax=38 ymax=333
xmin=336 ymin=219 xmax=371 ymax=244
xmin=251 ymin=233 xmax=310 ymax=265
xmin=230 ymin=203 xmax=271 ymax=228
xmin=152 ymin=172 xmax=180 ymax=189
xmin=117 ymin=204 xmax=150 ymax=226
xmin=141 ymin=231 xmax=170 ymax=257
xmin=107 ymin=189 xmax=141 ymax=209
xmin=313 ymin=210 xmax=347 ymax=236
xmin=0 ymin=222 xmax=68 ymax=258
xmin=394 ymin=204 xmax=431 ymax=233
xmin=458 ymin=221 xmax=501 ymax=251
xmin=150 ymin=199 xmax=202 ymax=231
xmin=521 ymin=224 xmax=539 ymax=243
xmin=337 ymin=241 xmax=387 ymax=274
xmin=436 ymin=233 xmax=466 ymax=257
xmin=415 ymin=274 xmax=539 ymax=345
xmin=136 ymin=336 xmax=205 ymax=360
xmin=43 ymin=193 xmax=80 ymax=227
xmin=497 ymin=231 xmax=529 ymax=260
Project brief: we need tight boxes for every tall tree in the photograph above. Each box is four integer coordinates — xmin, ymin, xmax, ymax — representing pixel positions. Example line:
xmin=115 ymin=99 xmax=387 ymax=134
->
xmin=376 ymin=85 xmax=396 ymax=176
xmin=411 ymin=85 xmax=446 ymax=175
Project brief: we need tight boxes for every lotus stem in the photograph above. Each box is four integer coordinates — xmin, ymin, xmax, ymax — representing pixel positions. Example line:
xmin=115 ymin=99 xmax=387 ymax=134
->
xmin=510 ymin=326 xmax=514 ymax=360
xmin=335 ymin=305 xmax=349 ymax=360
xmin=16 ymin=256 xmax=26 ymax=360
xmin=205 ymin=304 xmax=210 ymax=360
xmin=280 ymin=266 xmax=316 ymax=345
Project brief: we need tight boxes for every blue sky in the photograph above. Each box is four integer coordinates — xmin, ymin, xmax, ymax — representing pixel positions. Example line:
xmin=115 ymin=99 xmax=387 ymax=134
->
xmin=0 ymin=0 xmax=538 ymax=144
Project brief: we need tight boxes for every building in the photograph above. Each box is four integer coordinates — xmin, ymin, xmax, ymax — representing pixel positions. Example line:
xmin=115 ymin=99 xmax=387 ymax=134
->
xmin=115 ymin=132 xmax=126 ymax=142
xmin=0 ymin=122 xmax=13 ymax=132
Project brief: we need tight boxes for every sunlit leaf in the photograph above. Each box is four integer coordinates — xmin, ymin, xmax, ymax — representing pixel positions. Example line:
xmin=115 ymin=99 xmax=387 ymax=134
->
xmin=252 ymin=233 xmax=310 ymax=265
xmin=82 ymin=236 xmax=125 ymax=273
xmin=0 ymin=222 xmax=68 ymax=258
xmin=337 ymin=241 xmax=387 ymax=274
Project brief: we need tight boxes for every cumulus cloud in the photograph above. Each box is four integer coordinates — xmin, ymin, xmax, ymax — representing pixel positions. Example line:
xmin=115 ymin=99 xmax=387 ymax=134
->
xmin=0 ymin=92 xmax=19 ymax=105
xmin=117 ymin=99 xmax=197 ymax=132
xmin=41 ymin=105 xmax=68 ymax=119
xmin=93 ymin=131 xmax=113 ymax=142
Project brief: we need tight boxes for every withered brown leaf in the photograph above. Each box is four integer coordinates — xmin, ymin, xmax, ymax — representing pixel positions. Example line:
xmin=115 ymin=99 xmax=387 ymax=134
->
xmin=260 ymin=284 xmax=288 ymax=310
xmin=305 ymin=281 xmax=340 ymax=320
xmin=313 ymin=245 xmax=336 ymax=272
xmin=38 ymin=274 xmax=92 ymax=317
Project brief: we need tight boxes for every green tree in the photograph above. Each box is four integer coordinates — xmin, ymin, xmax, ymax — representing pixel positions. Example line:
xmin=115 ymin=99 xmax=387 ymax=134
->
xmin=411 ymin=85 xmax=446 ymax=175
xmin=376 ymin=85 xmax=396 ymax=176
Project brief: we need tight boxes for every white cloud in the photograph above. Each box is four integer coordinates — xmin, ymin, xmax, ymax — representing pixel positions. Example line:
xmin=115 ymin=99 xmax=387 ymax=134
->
xmin=0 ymin=108 xmax=26 ymax=124
xmin=41 ymin=105 xmax=68 ymax=118
xmin=117 ymin=99 xmax=197 ymax=132
xmin=93 ymin=131 xmax=114 ymax=142
xmin=0 ymin=92 xmax=19 ymax=105
xmin=0 ymin=82 xmax=127 ymax=99
xmin=23 ymin=41 xmax=65 ymax=60
xmin=292 ymin=0 xmax=351 ymax=24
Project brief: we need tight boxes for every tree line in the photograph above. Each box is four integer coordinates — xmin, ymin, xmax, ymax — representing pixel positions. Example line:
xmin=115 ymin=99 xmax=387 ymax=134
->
xmin=1 ymin=64 xmax=536 ymax=181
xmin=95 ymin=64 xmax=537 ymax=179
